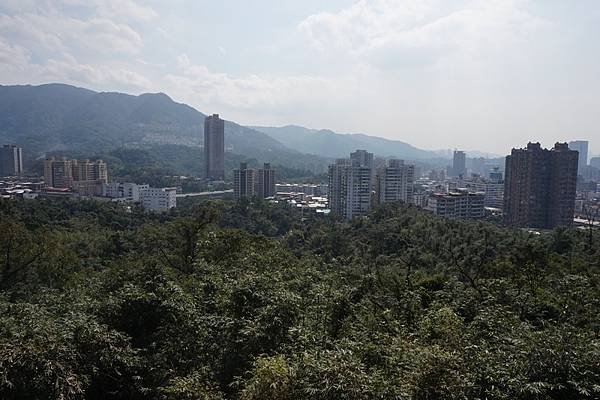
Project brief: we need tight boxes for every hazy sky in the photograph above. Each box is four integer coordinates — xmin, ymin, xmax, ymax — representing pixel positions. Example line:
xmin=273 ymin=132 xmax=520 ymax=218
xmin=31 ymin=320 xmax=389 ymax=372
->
xmin=1 ymin=0 xmax=599 ymax=155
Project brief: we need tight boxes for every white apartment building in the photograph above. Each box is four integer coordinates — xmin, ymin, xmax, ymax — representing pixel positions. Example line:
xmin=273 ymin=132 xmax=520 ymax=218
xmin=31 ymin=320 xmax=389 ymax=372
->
xmin=376 ymin=159 xmax=415 ymax=205
xmin=464 ymin=180 xmax=504 ymax=209
xmin=275 ymin=183 xmax=328 ymax=196
xmin=139 ymin=187 xmax=177 ymax=212
xmin=425 ymin=190 xmax=485 ymax=219
xmin=102 ymin=182 xmax=149 ymax=202
xmin=328 ymin=153 xmax=373 ymax=220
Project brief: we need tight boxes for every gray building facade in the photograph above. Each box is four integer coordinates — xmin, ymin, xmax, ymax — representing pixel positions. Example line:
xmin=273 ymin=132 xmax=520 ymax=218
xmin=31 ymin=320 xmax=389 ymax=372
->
xmin=204 ymin=114 xmax=225 ymax=180
xmin=328 ymin=151 xmax=373 ymax=220
xmin=256 ymin=163 xmax=276 ymax=198
xmin=504 ymin=142 xmax=578 ymax=229
xmin=375 ymin=159 xmax=415 ymax=205
xmin=568 ymin=140 xmax=589 ymax=174
xmin=0 ymin=145 xmax=23 ymax=176
xmin=452 ymin=150 xmax=466 ymax=177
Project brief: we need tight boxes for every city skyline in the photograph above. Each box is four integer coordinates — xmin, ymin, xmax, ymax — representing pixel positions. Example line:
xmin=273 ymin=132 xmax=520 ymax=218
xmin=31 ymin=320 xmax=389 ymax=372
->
xmin=1 ymin=1 xmax=599 ymax=155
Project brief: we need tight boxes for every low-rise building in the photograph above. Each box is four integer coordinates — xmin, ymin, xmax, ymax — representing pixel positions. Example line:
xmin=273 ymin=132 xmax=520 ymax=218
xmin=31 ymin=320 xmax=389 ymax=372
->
xmin=139 ymin=187 xmax=177 ymax=212
xmin=275 ymin=194 xmax=330 ymax=216
xmin=425 ymin=190 xmax=485 ymax=219
xmin=462 ymin=179 xmax=504 ymax=209
xmin=102 ymin=182 xmax=150 ymax=201
xmin=275 ymin=183 xmax=328 ymax=197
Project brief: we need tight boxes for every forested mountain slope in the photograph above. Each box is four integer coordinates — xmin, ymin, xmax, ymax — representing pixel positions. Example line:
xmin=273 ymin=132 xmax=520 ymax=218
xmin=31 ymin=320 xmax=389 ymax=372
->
xmin=252 ymin=124 xmax=439 ymax=160
xmin=0 ymin=83 xmax=329 ymax=173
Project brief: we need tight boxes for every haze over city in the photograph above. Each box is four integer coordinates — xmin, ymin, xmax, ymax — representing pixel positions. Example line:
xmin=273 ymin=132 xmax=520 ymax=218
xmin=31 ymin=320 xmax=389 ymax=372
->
xmin=1 ymin=0 xmax=598 ymax=155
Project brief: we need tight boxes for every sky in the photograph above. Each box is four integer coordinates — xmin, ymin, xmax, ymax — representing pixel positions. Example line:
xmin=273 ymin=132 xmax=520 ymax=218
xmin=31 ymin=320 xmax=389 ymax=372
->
xmin=1 ymin=0 xmax=599 ymax=156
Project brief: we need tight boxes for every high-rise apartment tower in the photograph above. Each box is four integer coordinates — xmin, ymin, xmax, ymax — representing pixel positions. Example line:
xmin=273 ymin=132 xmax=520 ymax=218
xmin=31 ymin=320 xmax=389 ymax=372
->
xmin=233 ymin=162 xmax=256 ymax=199
xmin=256 ymin=163 xmax=276 ymax=198
xmin=328 ymin=151 xmax=373 ymax=219
xmin=568 ymin=140 xmax=589 ymax=175
xmin=0 ymin=145 xmax=23 ymax=176
xmin=504 ymin=142 xmax=578 ymax=229
xmin=375 ymin=159 xmax=415 ymax=205
xmin=452 ymin=150 xmax=466 ymax=177
xmin=204 ymin=114 xmax=225 ymax=180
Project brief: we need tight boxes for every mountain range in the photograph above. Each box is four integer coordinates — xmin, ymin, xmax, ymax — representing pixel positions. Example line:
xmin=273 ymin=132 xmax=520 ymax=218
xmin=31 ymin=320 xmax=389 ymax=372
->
xmin=250 ymin=125 xmax=439 ymax=160
xmin=0 ymin=83 xmax=284 ymax=154
xmin=0 ymin=83 xmax=473 ymax=172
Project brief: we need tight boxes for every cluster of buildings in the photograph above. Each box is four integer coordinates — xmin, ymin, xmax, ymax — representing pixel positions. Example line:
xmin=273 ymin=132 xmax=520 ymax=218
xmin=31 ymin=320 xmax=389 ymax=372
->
xmin=0 ymin=155 xmax=177 ymax=212
xmin=43 ymin=158 xmax=177 ymax=211
xmin=325 ymin=149 xmax=504 ymax=221
xmin=44 ymin=157 xmax=108 ymax=195
xmin=233 ymin=162 xmax=276 ymax=199
xmin=324 ymin=141 xmax=597 ymax=230
xmin=272 ymin=183 xmax=329 ymax=216
xmin=567 ymin=141 xmax=600 ymax=227
xmin=203 ymin=115 xmax=281 ymax=202
xmin=421 ymin=142 xmax=590 ymax=228
xmin=102 ymin=182 xmax=177 ymax=211
xmin=327 ymin=150 xmax=416 ymax=219
xmin=203 ymin=114 xmax=333 ymax=216
xmin=324 ymin=149 xmax=502 ymax=221
xmin=1 ymin=115 xmax=598 ymax=227
xmin=275 ymin=183 xmax=328 ymax=197
xmin=0 ymin=179 xmax=43 ymax=199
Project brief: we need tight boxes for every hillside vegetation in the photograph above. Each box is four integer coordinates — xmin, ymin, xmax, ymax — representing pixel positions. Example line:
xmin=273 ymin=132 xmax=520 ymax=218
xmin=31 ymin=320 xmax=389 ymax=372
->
xmin=251 ymin=125 xmax=439 ymax=160
xmin=0 ymin=84 xmax=329 ymax=173
xmin=0 ymin=198 xmax=598 ymax=399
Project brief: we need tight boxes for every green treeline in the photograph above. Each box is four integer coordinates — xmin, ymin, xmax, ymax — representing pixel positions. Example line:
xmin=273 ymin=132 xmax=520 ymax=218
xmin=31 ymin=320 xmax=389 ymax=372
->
xmin=0 ymin=198 xmax=598 ymax=399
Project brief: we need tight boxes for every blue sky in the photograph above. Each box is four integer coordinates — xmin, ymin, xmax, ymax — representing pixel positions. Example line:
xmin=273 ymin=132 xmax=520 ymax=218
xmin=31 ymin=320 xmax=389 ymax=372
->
xmin=1 ymin=0 xmax=599 ymax=156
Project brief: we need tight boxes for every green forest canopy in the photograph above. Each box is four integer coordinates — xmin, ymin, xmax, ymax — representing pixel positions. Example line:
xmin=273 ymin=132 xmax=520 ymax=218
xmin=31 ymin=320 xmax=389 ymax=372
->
xmin=0 ymin=197 xmax=598 ymax=399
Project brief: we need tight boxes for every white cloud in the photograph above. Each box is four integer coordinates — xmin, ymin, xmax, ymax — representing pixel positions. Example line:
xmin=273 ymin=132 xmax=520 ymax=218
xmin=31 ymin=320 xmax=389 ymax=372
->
xmin=176 ymin=53 xmax=191 ymax=68
xmin=298 ymin=0 xmax=547 ymax=69
xmin=0 ymin=0 xmax=151 ymax=91
xmin=0 ymin=37 xmax=30 ymax=67
xmin=1 ymin=0 xmax=157 ymax=22
xmin=90 ymin=0 xmax=158 ymax=21
xmin=0 ymin=43 xmax=151 ymax=92
xmin=44 ymin=53 xmax=153 ymax=91
xmin=299 ymin=0 xmax=435 ymax=54
xmin=162 ymin=62 xmax=359 ymax=125
xmin=165 ymin=64 xmax=338 ymax=109
xmin=1 ymin=0 xmax=598 ymax=154
xmin=0 ymin=12 xmax=144 ymax=57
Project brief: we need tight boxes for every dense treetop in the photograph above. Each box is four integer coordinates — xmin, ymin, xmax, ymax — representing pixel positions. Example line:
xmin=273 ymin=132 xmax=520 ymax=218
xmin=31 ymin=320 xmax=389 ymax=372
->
xmin=0 ymin=197 xmax=598 ymax=399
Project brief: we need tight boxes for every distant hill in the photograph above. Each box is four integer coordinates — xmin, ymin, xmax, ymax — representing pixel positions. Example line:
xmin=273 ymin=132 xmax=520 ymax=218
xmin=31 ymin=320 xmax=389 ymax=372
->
xmin=3 ymin=83 xmax=505 ymax=177
xmin=0 ymin=83 xmax=288 ymax=158
xmin=0 ymin=83 xmax=507 ymax=174
xmin=251 ymin=125 xmax=441 ymax=160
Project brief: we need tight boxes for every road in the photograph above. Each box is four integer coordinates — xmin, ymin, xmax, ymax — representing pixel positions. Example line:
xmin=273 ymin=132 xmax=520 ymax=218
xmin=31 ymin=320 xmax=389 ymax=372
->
xmin=176 ymin=189 xmax=233 ymax=198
